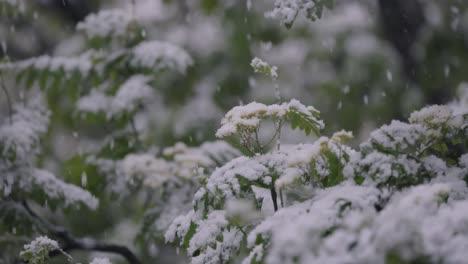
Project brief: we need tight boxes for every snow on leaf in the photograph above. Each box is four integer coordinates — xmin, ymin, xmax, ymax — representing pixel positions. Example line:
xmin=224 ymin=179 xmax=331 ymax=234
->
xmin=20 ymin=236 xmax=59 ymax=264
xmin=77 ymin=9 xmax=134 ymax=39
xmin=0 ymin=98 xmax=49 ymax=164
xmin=215 ymin=99 xmax=323 ymax=139
xmin=251 ymin=57 xmax=278 ymax=80
xmin=130 ymin=40 xmax=193 ymax=74
xmin=77 ymin=75 xmax=154 ymax=117
xmin=89 ymin=257 xmax=112 ymax=264
xmin=267 ymin=0 xmax=334 ymax=28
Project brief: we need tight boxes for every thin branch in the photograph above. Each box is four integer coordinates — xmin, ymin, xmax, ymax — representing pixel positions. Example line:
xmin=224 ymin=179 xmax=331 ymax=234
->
xmin=0 ymin=73 xmax=13 ymax=124
xmin=130 ymin=117 xmax=142 ymax=148
xmin=279 ymin=188 xmax=284 ymax=208
xmin=21 ymin=201 xmax=142 ymax=264
xmin=262 ymin=125 xmax=280 ymax=150
xmin=276 ymin=120 xmax=283 ymax=151
xmin=270 ymin=186 xmax=278 ymax=212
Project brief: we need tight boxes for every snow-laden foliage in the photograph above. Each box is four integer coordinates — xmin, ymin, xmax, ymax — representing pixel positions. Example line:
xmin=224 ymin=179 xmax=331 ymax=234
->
xmin=89 ymin=258 xmax=112 ymax=264
xmin=131 ymin=40 xmax=193 ymax=74
xmin=76 ymin=75 xmax=153 ymax=118
xmin=215 ymin=99 xmax=324 ymax=157
xmin=267 ymin=0 xmax=334 ymax=28
xmin=0 ymin=0 xmax=25 ymax=15
xmin=19 ymin=236 xmax=59 ymax=264
xmin=20 ymin=236 xmax=113 ymax=264
xmin=2 ymin=1 xmax=468 ymax=263
xmin=166 ymin=99 xmax=356 ymax=263
xmin=251 ymin=57 xmax=278 ymax=80
xmin=167 ymin=88 xmax=467 ymax=263
xmin=345 ymin=104 xmax=467 ymax=190
xmin=0 ymin=99 xmax=98 ymax=209
xmin=76 ymin=9 xmax=135 ymax=40
xmin=1 ymin=6 xmax=196 ymax=260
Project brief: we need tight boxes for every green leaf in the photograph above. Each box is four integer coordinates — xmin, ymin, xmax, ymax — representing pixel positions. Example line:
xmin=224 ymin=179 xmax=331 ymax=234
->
xmin=38 ymin=71 xmax=49 ymax=90
xmin=25 ymin=69 xmax=38 ymax=89
xmin=183 ymin=222 xmax=198 ymax=249
xmin=287 ymin=110 xmax=321 ymax=137
xmin=321 ymin=150 xmax=344 ymax=187
xmin=62 ymin=155 xmax=104 ymax=194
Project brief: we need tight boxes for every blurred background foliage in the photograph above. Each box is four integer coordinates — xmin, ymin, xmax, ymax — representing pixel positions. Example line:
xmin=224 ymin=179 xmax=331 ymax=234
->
xmin=1 ymin=0 xmax=468 ymax=263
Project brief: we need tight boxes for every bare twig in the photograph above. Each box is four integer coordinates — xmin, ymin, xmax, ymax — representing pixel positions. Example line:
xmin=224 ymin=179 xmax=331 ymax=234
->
xmin=270 ymin=187 xmax=278 ymax=212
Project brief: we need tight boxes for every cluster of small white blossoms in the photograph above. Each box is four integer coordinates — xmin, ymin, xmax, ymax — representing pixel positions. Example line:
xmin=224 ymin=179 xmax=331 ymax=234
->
xmin=77 ymin=75 xmax=153 ymax=118
xmin=76 ymin=9 xmax=134 ymax=39
xmin=215 ymin=99 xmax=323 ymax=138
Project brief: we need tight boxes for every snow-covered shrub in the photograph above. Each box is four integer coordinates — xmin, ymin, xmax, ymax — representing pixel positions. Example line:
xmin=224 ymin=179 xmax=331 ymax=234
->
xmin=20 ymin=236 xmax=113 ymax=264
xmin=1 ymin=1 xmax=468 ymax=263
xmin=167 ymin=77 xmax=467 ymax=263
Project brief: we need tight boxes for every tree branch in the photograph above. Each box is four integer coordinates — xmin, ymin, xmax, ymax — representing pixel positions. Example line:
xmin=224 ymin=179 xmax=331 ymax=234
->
xmin=0 ymin=72 xmax=13 ymax=124
xmin=21 ymin=201 xmax=142 ymax=264
xmin=270 ymin=187 xmax=278 ymax=212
